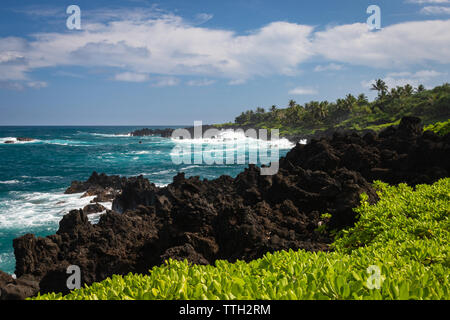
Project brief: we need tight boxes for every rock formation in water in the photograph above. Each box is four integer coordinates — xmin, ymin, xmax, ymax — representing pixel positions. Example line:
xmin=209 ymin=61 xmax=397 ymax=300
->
xmin=3 ymin=137 xmax=35 ymax=144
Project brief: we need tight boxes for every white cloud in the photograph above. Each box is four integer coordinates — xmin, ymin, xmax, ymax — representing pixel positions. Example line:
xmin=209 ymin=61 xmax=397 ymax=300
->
xmin=386 ymin=70 xmax=445 ymax=78
xmin=151 ymin=76 xmax=180 ymax=87
xmin=53 ymin=70 xmax=84 ymax=78
xmin=114 ymin=72 xmax=149 ymax=82
xmin=406 ymin=0 xmax=450 ymax=4
xmin=186 ymin=79 xmax=216 ymax=86
xmin=228 ymin=79 xmax=247 ymax=85
xmin=26 ymin=81 xmax=48 ymax=89
xmin=420 ymin=6 xmax=450 ymax=14
xmin=0 ymin=8 xmax=450 ymax=89
xmin=195 ymin=13 xmax=214 ymax=24
xmin=0 ymin=80 xmax=47 ymax=90
xmin=0 ymin=12 xmax=314 ymax=84
xmin=288 ymin=87 xmax=318 ymax=95
xmin=313 ymin=20 xmax=450 ymax=68
xmin=314 ymin=63 xmax=343 ymax=72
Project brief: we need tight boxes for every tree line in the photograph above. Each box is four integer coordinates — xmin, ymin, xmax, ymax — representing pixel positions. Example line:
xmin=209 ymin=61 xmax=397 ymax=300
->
xmin=233 ymin=81 xmax=449 ymax=131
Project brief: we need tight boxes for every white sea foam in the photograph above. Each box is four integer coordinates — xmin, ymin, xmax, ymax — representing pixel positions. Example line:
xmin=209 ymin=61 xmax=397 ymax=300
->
xmin=0 ymin=191 xmax=96 ymax=229
xmin=90 ymin=133 xmax=131 ymax=137
xmin=87 ymin=202 xmax=113 ymax=225
xmin=0 ymin=252 xmax=14 ymax=267
xmin=128 ymin=150 xmax=152 ymax=155
xmin=0 ymin=137 xmax=39 ymax=144
xmin=0 ymin=180 xmax=20 ymax=184
xmin=0 ymin=137 xmax=93 ymax=147
xmin=43 ymin=139 xmax=92 ymax=146
xmin=140 ymin=169 xmax=177 ymax=176
xmin=154 ymin=183 xmax=169 ymax=188
xmin=171 ymin=129 xmax=295 ymax=149
xmin=180 ymin=165 xmax=201 ymax=171
xmin=87 ymin=210 xmax=107 ymax=224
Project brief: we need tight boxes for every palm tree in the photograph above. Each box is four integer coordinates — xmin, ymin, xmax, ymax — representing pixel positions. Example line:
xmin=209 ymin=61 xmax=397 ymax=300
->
xmin=318 ymin=101 xmax=329 ymax=119
xmin=371 ymin=79 xmax=388 ymax=98
xmin=343 ymin=94 xmax=356 ymax=112
xmin=416 ymin=84 xmax=425 ymax=93
xmin=288 ymin=99 xmax=297 ymax=108
xmin=390 ymin=87 xmax=400 ymax=99
xmin=403 ymin=84 xmax=413 ymax=96
xmin=357 ymin=93 xmax=368 ymax=105
xmin=235 ymin=112 xmax=247 ymax=125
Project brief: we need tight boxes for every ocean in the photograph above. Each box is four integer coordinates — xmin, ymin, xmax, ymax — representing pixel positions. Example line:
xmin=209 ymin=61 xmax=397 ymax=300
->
xmin=0 ymin=126 xmax=294 ymax=274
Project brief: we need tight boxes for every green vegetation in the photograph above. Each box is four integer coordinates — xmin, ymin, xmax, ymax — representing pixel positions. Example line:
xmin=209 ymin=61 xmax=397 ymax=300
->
xmin=226 ymin=82 xmax=450 ymax=137
xmin=425 ymin=119 xmax=450 ymax=136
xmin=33 ymin=178 xmax=450 ymax=300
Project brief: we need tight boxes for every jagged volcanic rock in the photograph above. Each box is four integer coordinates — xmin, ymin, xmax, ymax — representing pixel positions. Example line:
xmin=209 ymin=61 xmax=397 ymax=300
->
xmin=65 ymin=171 xmax=128 ymax=195
xmin=283 ymin=117 xmax=449 ymax=186
xmin=0 ymin=271 xmax=39 ymax=300
xmin=3 ymin=117 xmax=449 ymax=299
xmin=130 ymin=128 xmax=174 ymax=137
xmin=82 ymin=203 xmax=106 ymax=214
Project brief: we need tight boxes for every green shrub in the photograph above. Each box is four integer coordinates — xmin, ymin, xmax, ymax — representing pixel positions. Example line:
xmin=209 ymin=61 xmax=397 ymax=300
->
xmin=425 ymin=119 xmax=450 ymax=136
xmin=33 ymin=179 xmax=450 ymax=300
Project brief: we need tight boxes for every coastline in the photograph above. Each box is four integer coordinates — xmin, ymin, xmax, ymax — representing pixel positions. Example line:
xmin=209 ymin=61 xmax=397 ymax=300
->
xmin=1 ymin=116 xmax=449 ymax=299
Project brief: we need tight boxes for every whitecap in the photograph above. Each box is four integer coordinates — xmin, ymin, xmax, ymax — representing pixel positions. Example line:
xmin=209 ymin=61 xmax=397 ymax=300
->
xmin=128 ymin=151 xmax=152 ymax=155
xmin=42 ymin=139 xmax=91 ymax=146
xmin=140 ymin=169 xmax=177 ymax=176
xmin=171 ymin=129 xmax=295 ymax=149
xmin=180 ymin=165 xmax=201 ymax=171
xmin=0 ymin=191 xmax=96 ymax=229
xmin=0 ymin=180 xmax=20 ymax=185
xmin=0 ymin=137 xmax=39 ymax=145
xmin=90 ymin=133 xmax=131 ymax=137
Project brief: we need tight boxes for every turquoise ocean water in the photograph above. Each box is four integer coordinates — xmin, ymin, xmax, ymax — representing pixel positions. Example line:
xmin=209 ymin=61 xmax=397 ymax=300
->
xmin=0 ymin=126 xmax=293 ymax=274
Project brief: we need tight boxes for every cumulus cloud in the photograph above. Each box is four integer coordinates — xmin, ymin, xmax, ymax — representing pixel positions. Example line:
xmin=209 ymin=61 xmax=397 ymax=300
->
xmin=313 ymin=20 xmax=450 ymax=68
xmin=0 ymin=14 xmax=315 ymax=84
xmin=288 ymin=87 xmax=318 ymax=95
xmin=0 ymin=8 xmax=450 ymax=89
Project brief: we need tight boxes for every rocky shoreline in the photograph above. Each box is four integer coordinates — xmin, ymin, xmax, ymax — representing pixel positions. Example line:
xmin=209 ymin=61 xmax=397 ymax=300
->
xmin=130 ymin=124 xmax=302 ymax=143
xmin=1 ymin=117 xmax=449 ymax=300
xmin=129 ymin=124 xmax=373 ymax=145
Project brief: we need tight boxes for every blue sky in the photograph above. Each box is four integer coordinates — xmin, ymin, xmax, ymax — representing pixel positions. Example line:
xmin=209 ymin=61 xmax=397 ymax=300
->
xmin=0 ymin=0 xmax=449 ymax=125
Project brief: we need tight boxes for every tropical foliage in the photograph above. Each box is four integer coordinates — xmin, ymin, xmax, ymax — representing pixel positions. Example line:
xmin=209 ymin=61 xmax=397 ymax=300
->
xmin=230 ymin=82 xmax=450 ymax=136
xmin=425 ymin=119 xmax=450 ymax=136
xmin=33 ymin=178 xmax=450 ymax=300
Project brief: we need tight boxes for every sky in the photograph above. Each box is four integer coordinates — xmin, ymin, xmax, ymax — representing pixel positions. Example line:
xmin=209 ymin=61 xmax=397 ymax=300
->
xmin=0 ymin=0 xmax=449 ymax=125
